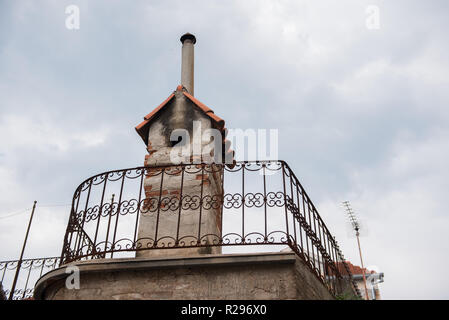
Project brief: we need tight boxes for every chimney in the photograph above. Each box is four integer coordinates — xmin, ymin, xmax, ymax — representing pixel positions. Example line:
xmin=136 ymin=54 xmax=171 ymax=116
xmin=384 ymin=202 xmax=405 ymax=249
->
xmin=180 ymin=33 xmax=196 ymax=96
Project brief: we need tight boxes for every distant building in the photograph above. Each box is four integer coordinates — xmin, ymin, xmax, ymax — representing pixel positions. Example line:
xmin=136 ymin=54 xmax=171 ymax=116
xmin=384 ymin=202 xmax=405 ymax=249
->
xmin=341 ymin=261 xmax=384 ymax=300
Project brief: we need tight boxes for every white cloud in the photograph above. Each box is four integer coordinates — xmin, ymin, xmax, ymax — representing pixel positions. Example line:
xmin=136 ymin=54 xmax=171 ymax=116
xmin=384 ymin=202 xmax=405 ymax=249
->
xmin=318 ymin=127 xmax=449 ymax=299
xmin=0 ymin=113 xmax=110 ymax=152
xmin=1 ymin=0 xmax=449 ymax=299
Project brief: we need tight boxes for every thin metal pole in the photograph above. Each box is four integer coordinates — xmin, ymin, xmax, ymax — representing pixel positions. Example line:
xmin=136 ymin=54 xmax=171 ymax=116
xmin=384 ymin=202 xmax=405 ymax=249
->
xmin=9 ymin=200 xmax=37 ymax=300
xmin=356 ymin=229 xmax=369 ymax=300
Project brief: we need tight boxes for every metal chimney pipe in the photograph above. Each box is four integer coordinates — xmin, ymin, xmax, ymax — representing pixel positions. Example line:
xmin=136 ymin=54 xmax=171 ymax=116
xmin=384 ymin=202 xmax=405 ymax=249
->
xmin=180 ymin=33 xmax=196 ymax=96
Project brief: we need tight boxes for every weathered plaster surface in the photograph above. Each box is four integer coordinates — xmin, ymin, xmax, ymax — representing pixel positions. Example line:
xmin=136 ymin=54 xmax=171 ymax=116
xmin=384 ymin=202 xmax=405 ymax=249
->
xmin=35 ymin=252 xmax=335 ymax=300
xmin=137 ymin=91 xmax=223 ymax=258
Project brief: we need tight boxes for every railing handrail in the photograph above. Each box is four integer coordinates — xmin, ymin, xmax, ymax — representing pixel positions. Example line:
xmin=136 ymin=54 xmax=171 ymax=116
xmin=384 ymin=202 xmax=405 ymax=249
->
xmin=60 ymin=160 xmax=360 ymax=298
xmin=282 ymin=162 xmax=339 ymax=246
xmin=69 ymin=161 xmax=341 ymax=250
xmin=0 ymin=256 xmax=61 ymax=300
xmin=0 ymin=256 xmax=60 ymax=265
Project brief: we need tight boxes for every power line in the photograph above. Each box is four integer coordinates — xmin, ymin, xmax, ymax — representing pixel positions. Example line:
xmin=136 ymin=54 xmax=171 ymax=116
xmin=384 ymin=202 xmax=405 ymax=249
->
xmin=38 ymin=204 xmax=71 ymax=208
xmin=0 ymin=208 xmax=31 ymax=220
xmin=0 ymin=203 xmax=71 ymax=220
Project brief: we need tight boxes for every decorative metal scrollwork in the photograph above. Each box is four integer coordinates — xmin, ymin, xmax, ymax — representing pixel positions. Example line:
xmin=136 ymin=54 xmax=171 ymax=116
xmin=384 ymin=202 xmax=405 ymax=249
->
xmin=55 ymin=160 xmax=360 ymax=299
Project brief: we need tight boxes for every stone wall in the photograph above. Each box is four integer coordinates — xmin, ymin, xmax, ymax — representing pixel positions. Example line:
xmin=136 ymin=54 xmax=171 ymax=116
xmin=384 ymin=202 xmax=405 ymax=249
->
xmin=35 ymin=252 xmax=335 ymax=300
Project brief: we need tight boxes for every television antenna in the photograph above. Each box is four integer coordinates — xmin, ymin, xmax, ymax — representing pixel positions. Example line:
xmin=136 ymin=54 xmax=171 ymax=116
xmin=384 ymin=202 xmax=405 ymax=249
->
xmin=343 ymin=201 xmax=369 ymax=300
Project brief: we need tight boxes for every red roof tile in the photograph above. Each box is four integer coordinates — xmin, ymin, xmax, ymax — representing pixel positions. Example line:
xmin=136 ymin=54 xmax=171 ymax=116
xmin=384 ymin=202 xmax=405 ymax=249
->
xmin=183 ymin=91 xmax=225 ymax=127
xmin=135 ymin=85 xmax=226 ymax=144
xmin=135 ymin=86 xmax=235 ymax=167
xmin=336 ymin=261 xmax=375 ymax=276
xmin=135 ymin=93 xmax=175 ymax=137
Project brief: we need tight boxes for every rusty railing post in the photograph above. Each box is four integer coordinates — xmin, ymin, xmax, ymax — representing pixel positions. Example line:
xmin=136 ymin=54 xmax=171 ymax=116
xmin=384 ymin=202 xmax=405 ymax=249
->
xmin=9 ymin=201 xmax=37 ymax=300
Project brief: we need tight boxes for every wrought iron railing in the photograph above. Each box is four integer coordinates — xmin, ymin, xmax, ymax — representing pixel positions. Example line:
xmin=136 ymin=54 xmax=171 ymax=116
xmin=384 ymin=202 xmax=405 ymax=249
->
xmin=60 ymin=160 xmax=360 ymax=298
xmin=0 ymin=257 xmax=60 ymax=300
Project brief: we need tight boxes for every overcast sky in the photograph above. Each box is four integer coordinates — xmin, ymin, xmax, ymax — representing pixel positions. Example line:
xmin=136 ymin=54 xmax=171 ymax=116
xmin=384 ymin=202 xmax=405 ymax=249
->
xmin=1 ymin=0 xmax=449 ymax=299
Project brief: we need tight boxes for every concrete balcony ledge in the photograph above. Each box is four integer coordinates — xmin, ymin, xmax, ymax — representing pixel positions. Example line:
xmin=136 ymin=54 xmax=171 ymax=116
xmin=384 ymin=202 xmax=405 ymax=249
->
xmin=34 ymin=251 xmax=334 ymax=300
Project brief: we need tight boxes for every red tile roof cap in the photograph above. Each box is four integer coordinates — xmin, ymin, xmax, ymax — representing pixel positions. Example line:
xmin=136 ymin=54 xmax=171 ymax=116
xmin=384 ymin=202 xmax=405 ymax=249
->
xmin=135 ymin=85 xmax=226 ymax=143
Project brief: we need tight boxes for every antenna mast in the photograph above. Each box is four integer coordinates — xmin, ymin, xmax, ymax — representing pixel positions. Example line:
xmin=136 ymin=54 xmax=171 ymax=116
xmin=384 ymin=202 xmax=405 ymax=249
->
xmin=343 ymin=201 xmax=369 ymax=300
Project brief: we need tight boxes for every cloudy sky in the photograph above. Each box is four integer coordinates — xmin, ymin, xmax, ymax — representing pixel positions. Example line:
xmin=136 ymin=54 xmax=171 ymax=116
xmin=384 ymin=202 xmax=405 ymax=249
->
xmin=1 ymin=0 xmax=449 ymax=299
